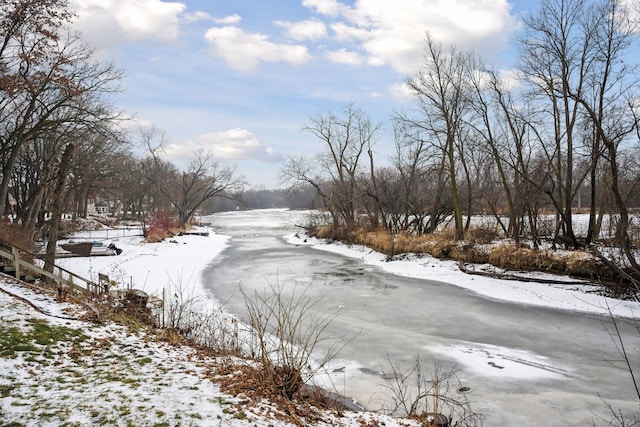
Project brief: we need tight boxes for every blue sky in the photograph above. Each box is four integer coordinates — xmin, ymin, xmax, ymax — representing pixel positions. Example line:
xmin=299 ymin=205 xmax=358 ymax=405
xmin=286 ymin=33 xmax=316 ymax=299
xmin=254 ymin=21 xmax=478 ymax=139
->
xmin=69 ymin=0 xmax=540 ymax=188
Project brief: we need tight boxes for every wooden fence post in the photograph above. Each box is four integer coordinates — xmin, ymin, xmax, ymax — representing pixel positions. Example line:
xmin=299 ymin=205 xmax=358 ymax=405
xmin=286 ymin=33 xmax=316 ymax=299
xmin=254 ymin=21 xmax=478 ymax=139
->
xmin=12 ymin=246 xmax=19 ymax=280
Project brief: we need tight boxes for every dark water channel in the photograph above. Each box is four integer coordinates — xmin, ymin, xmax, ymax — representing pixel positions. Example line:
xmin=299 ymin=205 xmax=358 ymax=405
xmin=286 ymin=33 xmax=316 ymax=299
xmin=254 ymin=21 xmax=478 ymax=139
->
xmin=201 ymin=209 xmax=640 ymax=426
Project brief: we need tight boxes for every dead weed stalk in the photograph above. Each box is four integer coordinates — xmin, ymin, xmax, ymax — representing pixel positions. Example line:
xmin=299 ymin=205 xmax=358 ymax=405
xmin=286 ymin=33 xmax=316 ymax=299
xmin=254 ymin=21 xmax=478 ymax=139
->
xmin=242 ymin=281 xmax=349 ymax=399
xmin=381 ymin=355 xmax=483 ymax=427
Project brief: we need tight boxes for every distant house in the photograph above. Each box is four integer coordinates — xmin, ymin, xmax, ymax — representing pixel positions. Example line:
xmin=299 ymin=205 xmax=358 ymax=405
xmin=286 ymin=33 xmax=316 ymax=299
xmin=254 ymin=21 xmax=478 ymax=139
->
xmin=87 ymin=198 xmax=114 ymax=215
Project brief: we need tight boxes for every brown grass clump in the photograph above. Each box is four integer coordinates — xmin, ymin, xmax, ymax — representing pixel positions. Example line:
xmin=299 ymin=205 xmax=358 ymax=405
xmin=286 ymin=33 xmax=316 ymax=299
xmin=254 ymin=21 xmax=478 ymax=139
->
xmin=350 ymin=229 xmax=458 ymax=258
xmin=216 ymin=363 xmax=346 ymax=426
xmin=449 ymin=243 xmax=490 ymax=264
xmin=353 ymin=229 xmax=392 ymax=253
xmin=488 ymin=244 xmax=567 ymax=272
xmin=466 ymin=226 xmax=500 ymax=245
xmin=315 ymin=224 xmax=349 ymax=242
xmin=488 ymin=244 xmax=532 ymax=270
xmin=564 ymin=251 xmax=612 ymax=279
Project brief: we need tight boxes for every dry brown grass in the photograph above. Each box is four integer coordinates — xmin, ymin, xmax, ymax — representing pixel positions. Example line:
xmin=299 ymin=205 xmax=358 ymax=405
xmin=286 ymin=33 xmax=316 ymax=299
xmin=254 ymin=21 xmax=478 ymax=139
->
xmin=319 ymin=225 xmax=608 ymax=280
xmin=564 ymin=250 xmax=608 ymax=277
xmin=486 ymin=244 xmax=598 ymax=275
xmin=0 ymin=221 xmax=35 ymax=251
xmin=487 ymin=244 xmax=536 ymax=270
xmin=466 ymin=226 xmax=500 ymax=245
xmin=215 ymin=363 xmax=354 ymax=426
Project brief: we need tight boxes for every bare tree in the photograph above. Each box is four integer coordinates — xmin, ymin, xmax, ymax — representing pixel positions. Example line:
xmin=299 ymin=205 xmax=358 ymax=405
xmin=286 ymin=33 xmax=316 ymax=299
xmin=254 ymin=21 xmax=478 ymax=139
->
xmin=67 ymin=127 xmax=130 ymax=219
xmin=282 ymin=103 xmax=381 ymax=232
xmin=404 ymin=34 xmax=474 ymax=240
xmin=43 ymin=142 xmax=74 ymax=273
xmin=147 ymin=149 xmax=244 ymax=228
xmin=520 ymin=0 xmax=600 ymax=247
xmin=0 ymin=1 xmax=82 ymax=217
xmin=389 ymin=118 xmax=452 ymax=235
xmin=564 ymin=0 xmax=640 ymax=273
xmin=0 ymin=3 xmax=122 ymax=226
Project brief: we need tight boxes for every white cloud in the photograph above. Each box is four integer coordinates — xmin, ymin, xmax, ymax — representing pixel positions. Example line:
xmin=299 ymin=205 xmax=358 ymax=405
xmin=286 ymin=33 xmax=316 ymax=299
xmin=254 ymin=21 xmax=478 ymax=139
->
xmin=302 ymin=0 xmax=347 ymax=17
xmin=182 ymin=11 xmax=214 ymax=24
xmin=620 ymin=0 xmax=640 ymax=33
xmin=330 ymin=22 xmax=370 ymax=42
xmin=204 ymin=26 xmax=312 ymax=71
xmin=215 ymin=14 xmax=242 ymax=25
xmin=162 ymin=129 xmax=281 ymax=163
xmin=389 ymin=82 xmax=413 ymax=100
xmin=497 ymin=68 xmax=524 ymax=91
xmin=324 ymin=48 xmax=363 ymax=65
xmin=71 ymin=0 xmax=186 ymax=48
xmin=312 ymin=0 xmax=518 ymax=74
xmin=275 ymin=19 xmax=327 ymax=41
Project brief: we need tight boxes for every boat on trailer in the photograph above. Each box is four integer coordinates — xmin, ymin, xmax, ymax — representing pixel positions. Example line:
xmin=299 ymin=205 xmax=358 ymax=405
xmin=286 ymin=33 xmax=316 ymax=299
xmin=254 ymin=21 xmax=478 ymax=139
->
xmin=58 ymin=241 xmax=122 ymax=257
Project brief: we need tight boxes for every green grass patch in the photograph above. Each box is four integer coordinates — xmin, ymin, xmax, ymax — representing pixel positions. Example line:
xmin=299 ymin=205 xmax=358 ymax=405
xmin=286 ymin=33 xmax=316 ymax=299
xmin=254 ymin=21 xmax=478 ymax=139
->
xmin=233 ymin=410 xmax=248 ymax=420
xmin=0 ymin=384 xmax=13 ymax=398
xmin=0 ymin=319 xmax=88 ymax=358
xmin=117 ymin=405 xmax=131 ymax=416
xmin=0 ymin=326 xmax=39 ymax=356
xmin=103 ymin=374 xmax=140 ymax=388
xmin=138 ymin=357 xmax=153 ymax=366
xmin=30 ymin=319 xmax=87 ymax=346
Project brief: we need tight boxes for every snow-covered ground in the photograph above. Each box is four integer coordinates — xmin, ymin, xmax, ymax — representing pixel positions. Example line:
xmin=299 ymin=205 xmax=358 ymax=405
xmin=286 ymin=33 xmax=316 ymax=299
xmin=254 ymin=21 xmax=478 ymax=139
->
xmin=2 ymin=208 xmax=639 ymax=425
xmin=0 ymin=276 xmax=417 ymax=426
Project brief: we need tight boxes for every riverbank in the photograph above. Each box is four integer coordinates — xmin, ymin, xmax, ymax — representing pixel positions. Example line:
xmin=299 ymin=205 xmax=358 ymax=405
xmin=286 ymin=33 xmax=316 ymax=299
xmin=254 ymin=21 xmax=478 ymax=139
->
xmin=4 ymin=209 xmax=640 ymax=425
xmin=0 ymin=276 xmax=421 ymax=426
xmin=284 ymin=233 xmax=640 ymax=320
xmin=54 ymin=211 xmax=640 ymax=320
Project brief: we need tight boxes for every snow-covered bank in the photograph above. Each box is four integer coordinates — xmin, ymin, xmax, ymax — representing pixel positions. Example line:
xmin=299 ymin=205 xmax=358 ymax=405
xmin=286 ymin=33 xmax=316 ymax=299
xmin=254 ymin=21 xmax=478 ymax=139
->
xmin=285 ymin=234 xmax=640 ymax=319
xmin=0 ymin=278 xmax=417 ymax=427
xmin=53 ymin=226 xmax=231 ymax=300
xmin=55 ymin=213 xmax=640 ymax=321
xmin=0 ymin=278 xmax=251 ymax=426
xmin=6 ymin=209 xmax=640 ymax=426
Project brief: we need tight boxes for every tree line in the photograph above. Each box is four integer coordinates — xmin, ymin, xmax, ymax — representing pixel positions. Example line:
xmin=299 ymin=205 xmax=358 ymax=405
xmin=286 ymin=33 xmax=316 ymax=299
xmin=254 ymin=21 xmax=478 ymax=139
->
xmin=0 ymin=0 xmax=250 ymax=272
xmin=282 ymin=0 xmax=640 ymax=280
xmin=2 ymin=0 xmax=640 ymax=281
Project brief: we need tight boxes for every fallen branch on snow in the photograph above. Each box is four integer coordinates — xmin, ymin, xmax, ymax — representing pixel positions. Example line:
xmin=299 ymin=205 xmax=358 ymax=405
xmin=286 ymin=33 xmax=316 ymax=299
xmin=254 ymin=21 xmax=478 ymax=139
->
xmin=457 ymin=260 xmax=593 ymax=286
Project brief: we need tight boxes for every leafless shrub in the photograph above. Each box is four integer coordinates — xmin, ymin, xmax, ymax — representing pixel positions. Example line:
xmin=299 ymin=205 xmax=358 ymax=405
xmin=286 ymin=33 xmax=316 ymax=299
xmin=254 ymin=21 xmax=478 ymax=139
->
xmin=155 ymin=276 xmax=242 ymax=356
xmin=159 ymin=278 xmax=200 ymax=332
xmin=466 ymin=226 xmax=499 ymax=245
xmin=598 ymin=400 xmax=640 ymax=427
xmin=188 ymin=309 xmax=243 ymax=357
xmin=380 ymin=355 xmax=483 ymax=427
xmin=242 ymin=281 xmax=348 ymax=399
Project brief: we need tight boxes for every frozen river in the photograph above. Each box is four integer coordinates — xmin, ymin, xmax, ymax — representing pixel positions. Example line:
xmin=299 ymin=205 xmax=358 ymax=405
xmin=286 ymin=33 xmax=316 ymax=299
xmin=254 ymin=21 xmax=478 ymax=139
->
xmin=201 ymin=209 xmax=640 ymax=426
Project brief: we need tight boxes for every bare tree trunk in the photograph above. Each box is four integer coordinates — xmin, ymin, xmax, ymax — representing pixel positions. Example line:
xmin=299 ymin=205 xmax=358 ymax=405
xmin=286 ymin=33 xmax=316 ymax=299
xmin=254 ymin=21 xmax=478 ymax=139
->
xmin=44 ymin=143 xmax=74 ymax=273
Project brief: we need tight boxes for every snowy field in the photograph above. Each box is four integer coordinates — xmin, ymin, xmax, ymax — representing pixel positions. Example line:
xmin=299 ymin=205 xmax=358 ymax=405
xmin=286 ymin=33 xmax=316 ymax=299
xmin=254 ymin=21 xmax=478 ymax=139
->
xmin=0 ymin=277 xmax=415 ymax=426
